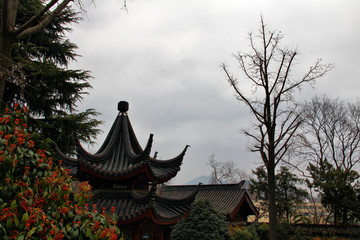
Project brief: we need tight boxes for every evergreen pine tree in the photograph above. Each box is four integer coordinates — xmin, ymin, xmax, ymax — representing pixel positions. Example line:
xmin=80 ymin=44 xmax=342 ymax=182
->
xmin=308 ymin=159 xmax=360 ymax=224
xmin=171 ymin=200 xmax=230 ymax=240
xmin=250 ymin=166 xmax=308 ymax=223
xmin=2 ymin=0 xmax=102 ymax=154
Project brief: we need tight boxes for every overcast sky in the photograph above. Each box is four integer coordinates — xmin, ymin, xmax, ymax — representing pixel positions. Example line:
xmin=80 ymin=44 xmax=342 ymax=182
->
xmin=67 ymin=0 xmax=360 ymax=184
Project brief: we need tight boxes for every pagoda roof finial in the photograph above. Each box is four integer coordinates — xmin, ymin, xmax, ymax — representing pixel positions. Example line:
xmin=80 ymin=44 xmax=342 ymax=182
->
xmin=118 ymin=101 xmax=129 ymax=113
xmin=57 ymin=100 xmax=188 ymax=183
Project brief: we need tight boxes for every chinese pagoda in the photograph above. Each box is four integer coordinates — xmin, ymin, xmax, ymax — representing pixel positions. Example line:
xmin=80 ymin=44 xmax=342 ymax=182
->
xmin=56 ymin=101 xmax=196 ymax=239
xmin=56 ymin=101 xmax=259 ymax=240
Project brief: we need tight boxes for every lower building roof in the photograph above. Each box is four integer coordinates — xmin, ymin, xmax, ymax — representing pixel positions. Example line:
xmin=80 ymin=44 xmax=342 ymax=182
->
xmin=158 ymin=181 xmax=259 ymax=220
xmin=90 ymin=184 xmax=198 ymax=225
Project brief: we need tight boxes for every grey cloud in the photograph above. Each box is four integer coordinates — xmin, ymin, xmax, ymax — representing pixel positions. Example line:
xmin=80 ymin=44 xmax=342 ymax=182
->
xmin=70 ymin=0 xmax=360 ymax=184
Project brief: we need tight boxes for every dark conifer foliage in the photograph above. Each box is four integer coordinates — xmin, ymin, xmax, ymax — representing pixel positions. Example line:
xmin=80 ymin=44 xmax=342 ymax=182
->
xmin=2 ymin=0 xmax=102 ymax=154
xmin=250 ymin=166 xmax=308 ymax=223
xmin=171 ymin=200 xmax=230 ymax=240
xmin=308 ymin=159 xmax=360 ymax=224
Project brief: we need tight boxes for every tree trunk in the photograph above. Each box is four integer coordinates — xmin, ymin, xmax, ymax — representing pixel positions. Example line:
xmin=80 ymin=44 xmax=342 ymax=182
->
xmin=334 ymin=208 xmax=338 ymax=225
xmin=268 ymin=162 xmax=278 ymax=240
xmin=0 ymin=33 xmax=14 ymax=107
xmin=0 ymin=0 xmax=19 ymax=107
xmin=342 ymin=208 xmax=347 ymax=225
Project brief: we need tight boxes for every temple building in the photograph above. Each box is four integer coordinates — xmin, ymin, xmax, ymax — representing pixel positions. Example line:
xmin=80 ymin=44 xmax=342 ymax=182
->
xmin=159 ymin=181 xmax=258 ymax=227
xmin=56 ymin=101 xmax=258 ymax=240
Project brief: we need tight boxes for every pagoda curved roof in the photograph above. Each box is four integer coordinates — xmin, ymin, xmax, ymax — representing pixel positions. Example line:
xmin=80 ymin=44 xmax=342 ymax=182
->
xmin=90 ymin=184 xmax=199 ymax=225
xmin=158 ymin=181 xmax=259 ymax=219
xmin=56 ymin=102 xmax=189 ymax=183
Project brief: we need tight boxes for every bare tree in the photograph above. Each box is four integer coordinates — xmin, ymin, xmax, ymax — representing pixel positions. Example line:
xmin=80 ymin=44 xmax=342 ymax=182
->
xmin=221 ymin=17 xmax=333 ymax=240
xmin=208 ymin=154 xmax=248 ymax=184
xmin=296 ymin=96 xmax=360 ymax=224
xmin=297 ymin=96 xmax=360 ymax=171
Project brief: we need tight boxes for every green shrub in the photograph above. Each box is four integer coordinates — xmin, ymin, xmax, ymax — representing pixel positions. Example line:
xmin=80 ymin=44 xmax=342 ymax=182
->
xmin=252 ymin=223 xmax=270 ymax=240
xmin=0 ymin=106 xmax=120 ymax=239
xmin=171 ymin=200 xmax=230 ymax=240
xmin=231 ymin=227 xmax=260 ymax=240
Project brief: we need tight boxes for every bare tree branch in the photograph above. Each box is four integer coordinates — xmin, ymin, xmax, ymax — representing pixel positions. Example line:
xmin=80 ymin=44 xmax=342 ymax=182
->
xmin=221 ymin=63 xmax=264 ymax=124
xmin=14 ymin=0 xmax=59 ymax=36
xmin=221 ymin=17 xmax=332 ymax=240
xmin=16 ymin=0 xmax=73 ymax=39
xmin=295 ymin=96 xmax=360 ymax=172
xmin=208 ymin=154 xmax=248 ymax=184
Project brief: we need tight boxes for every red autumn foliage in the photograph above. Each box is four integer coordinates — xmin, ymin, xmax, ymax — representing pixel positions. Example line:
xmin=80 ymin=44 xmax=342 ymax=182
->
xmin=0 ymin=106 xmax=121 ymax=239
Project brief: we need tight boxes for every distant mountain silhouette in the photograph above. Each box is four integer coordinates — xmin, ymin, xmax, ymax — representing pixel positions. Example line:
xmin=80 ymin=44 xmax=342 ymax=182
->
xmin=184 ymin=176 xmax=251 ymax=189
xmin=185 ymin=175 xmax=211 ymax=185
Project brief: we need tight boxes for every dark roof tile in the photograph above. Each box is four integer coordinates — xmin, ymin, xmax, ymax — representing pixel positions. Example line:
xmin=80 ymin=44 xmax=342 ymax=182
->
xmin=159 ymin=181 xmax=258 ymax=217
xmin=57 ymin=104 xmax=188 ymax=183
xmin=90 ymin=184 xmax=198 ymax=224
